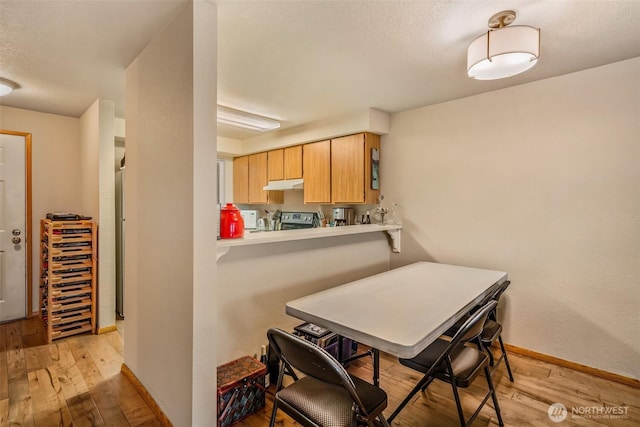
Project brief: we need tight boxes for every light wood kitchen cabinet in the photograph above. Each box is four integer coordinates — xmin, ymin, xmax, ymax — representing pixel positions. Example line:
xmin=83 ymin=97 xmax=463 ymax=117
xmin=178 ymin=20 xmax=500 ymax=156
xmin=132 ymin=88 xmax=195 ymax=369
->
xmin=267 ymin=149 xmax=284 ymax=181
xmin=331 ymin=132 xmax=380 ymax=204
xmin=249 ymin=152 xmax=268 ymax=203
xmin=234 ymin=132 xmax=378 ymax=205
xmin=283 ymin=145 xmax=303 ymax=179
xmin=268 ymin=146 xmax=303 ymax=180
xmin=233 ymin=156 xmax=249 ymax=204
xmin=303 ymin=140 xmax=331 ymax=204
xmin=249 ymin=152 xmax=284 ymax=204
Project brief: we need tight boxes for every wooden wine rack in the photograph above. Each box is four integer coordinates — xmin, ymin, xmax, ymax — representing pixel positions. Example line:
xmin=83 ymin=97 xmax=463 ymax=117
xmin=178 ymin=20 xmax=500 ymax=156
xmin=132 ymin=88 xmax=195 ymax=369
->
xmin=40 ymin=219 xmax=97 ymax=342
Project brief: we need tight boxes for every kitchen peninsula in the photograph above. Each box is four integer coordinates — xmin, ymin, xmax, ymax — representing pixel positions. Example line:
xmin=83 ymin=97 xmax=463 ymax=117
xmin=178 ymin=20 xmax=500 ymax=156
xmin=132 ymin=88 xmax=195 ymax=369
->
xmin=216 ymin=222 xmax=400 ymax=364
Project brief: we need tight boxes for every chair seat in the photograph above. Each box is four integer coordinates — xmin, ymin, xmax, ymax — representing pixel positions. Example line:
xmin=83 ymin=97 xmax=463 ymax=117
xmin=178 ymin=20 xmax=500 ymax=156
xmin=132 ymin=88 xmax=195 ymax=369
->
xmin=277 ymin=374 xmax=387 ymax=427
xmin=480 ymin=319 xmax=502 ymax=343
xmin=400 ymin=339 xmax=489 ymax=388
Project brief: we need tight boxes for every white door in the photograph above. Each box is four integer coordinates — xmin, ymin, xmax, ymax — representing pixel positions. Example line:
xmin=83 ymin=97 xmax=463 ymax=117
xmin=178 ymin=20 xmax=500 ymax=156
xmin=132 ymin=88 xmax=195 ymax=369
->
xmin=0 ymin=133 xmax=27 ymax=322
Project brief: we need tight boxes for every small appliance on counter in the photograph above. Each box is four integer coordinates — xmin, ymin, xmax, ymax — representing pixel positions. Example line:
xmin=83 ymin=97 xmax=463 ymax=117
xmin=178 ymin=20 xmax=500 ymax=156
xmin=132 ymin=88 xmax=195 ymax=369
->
xmin=240 ymin=209 xmax=258 ymax=230
xmin=220 ymin=203 xmax=245 ymax=238
xmin=332 ymin=207 xmax=355 ymax=226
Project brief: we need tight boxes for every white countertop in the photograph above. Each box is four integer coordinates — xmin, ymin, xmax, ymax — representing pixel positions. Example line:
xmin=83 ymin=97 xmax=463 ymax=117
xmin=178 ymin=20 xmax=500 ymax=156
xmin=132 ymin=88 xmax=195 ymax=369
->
xmin=286 ymin=261 xmax=508 ymax=358
xmin=217 ymin=224 xmax=402 ymax=259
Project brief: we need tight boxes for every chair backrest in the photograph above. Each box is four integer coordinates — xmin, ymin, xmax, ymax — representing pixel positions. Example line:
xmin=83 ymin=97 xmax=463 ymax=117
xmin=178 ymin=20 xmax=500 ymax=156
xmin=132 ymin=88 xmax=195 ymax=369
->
xmin=486 ymin=280 xmax=510 ymax=320
xmin=451 ymin=299 xmax=498 ymax=347
xmin=267 ymin=328 xmax=369 ymax=413
xmin=464 ymin=280 xmax=510 ymax=318
xmin=489 ymin=280 xmax=511 ymax=303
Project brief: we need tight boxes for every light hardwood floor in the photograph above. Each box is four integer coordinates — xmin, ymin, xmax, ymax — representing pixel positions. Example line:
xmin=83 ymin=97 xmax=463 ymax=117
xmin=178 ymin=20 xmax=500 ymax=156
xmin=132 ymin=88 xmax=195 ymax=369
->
xmin=244 ymin=348 xmax=640 ymax=427
xmin=0 ymin=317 xmax=161 ymax=426
xmin=2 ymin=318 xmax=638 ymax=426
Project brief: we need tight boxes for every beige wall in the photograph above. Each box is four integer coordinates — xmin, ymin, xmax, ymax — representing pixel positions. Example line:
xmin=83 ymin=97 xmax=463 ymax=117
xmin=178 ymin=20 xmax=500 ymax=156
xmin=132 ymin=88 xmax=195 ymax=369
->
xmin=192 ymin=1 xmax=218 ymax=422
xmin=79 ymin=101 xmax=100 ymax=217
xmin=217 ymin=233 xmax=393 ymax=363
xmin=383 ymin=58 xmax=640 ymax=379
xmin=80 ymin=99 xmax=117 ymax=330
xmin=125 ymin=1 xmax=217 ymax=424
xmin=0 ymin=106 xmax=82 ymax=313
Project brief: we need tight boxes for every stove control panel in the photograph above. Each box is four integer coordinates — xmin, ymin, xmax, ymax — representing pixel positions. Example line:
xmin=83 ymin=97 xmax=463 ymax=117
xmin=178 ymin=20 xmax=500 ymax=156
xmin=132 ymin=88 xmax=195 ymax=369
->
xmin=281 ymin=212 xmax=315 ymax=225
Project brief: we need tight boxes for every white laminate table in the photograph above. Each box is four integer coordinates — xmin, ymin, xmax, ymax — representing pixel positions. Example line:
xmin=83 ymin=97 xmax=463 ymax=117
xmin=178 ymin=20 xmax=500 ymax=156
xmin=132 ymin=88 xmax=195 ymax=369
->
xmin=286 ymin=261 xmax=508 ymax=386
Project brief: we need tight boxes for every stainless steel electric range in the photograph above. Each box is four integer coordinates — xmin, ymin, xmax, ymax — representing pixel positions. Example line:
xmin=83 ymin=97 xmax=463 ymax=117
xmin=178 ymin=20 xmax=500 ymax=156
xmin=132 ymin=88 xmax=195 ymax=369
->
xmin=279 ymin=212 xmax=317 ymax=230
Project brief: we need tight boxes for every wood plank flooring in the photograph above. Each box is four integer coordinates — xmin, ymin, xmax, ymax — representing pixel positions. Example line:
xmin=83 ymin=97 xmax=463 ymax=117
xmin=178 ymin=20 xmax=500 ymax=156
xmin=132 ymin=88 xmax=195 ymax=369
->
xmin=2 ymin=317 xmax=638 ymax=426
xmin=242 ymin=347 xmax=640 ymax=427
xmin=0 ymin=317 xmax=161 ymax=426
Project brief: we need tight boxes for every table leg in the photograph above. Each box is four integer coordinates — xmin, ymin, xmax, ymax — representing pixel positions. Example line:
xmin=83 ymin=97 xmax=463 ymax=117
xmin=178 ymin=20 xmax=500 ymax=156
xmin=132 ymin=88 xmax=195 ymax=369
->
xmin=373 ymin=348 xmax=380 ymax=387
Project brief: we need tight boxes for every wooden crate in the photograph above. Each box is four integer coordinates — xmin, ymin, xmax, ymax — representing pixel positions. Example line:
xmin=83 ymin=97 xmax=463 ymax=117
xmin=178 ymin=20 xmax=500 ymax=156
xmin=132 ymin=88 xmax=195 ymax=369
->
xmin=40 ymin=219 xmax=97 ymax=342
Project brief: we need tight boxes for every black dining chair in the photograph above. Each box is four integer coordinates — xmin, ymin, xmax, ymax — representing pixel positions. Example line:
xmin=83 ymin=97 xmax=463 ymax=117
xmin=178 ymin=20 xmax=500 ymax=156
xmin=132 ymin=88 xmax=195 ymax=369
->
xmin=479 ymin=281 xmax=514 ymax=382
xmin=267 ymin=328 xmax=390 ymax=427
xmin=442 ymin=280 xmax=514 ymax=382
xmin=387 ymin=300 xmax=504 ymax=427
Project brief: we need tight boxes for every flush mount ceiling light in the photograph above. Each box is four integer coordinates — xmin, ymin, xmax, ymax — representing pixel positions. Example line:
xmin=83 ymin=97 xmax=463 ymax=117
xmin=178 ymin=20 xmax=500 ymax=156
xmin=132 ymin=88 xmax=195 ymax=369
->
xmin=217 ymin=105 xmax=281 ymax=132
xmin=467 ymin=10 xmax=540 ymax=80
xmin=0 ymin=77 xmax=19 ymax=96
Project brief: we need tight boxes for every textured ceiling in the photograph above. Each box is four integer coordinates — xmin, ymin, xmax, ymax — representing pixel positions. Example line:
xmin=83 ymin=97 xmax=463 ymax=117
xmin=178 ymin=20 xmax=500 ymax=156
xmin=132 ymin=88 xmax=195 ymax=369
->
xmin=0 ymin=0 xmax=187 ymax=118
xmin=1 ymin=1 xmax=639 ymax=140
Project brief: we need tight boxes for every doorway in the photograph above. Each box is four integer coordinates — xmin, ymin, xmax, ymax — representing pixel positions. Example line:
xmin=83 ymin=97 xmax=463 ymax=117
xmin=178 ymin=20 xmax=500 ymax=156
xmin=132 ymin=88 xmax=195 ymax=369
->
xmin=0 ymin=130 xmax=32 ymax=323
xmin=115 ymin=137 xmax=125 ymax=319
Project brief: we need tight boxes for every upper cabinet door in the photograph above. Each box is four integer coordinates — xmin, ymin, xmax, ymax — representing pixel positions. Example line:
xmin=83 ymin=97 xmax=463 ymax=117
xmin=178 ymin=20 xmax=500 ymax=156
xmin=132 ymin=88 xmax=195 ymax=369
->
xmin=249 ymin=152 xmax=284 ymax=204
xmin=248 ymin=152 xmax=269 ymax=203
xmin=283 ymin=145 xmax=303 ymax=179
xmin=267 ymin=149 xmax=284 ymax=181
xmin=331 ymin=134 xmax=365 ymax=203
xmin=303 ymin=140 xmax=331 ymax=204
xmin=330 ymin=133 xmax=380 ymax=204
xmin=232 ymin=156 xmax=249 ymax=204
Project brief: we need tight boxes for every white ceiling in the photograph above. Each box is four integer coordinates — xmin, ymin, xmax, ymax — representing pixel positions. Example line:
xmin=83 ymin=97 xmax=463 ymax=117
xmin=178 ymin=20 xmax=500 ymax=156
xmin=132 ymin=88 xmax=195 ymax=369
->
xmin=1 ymin=1 xmax=639 ymax=141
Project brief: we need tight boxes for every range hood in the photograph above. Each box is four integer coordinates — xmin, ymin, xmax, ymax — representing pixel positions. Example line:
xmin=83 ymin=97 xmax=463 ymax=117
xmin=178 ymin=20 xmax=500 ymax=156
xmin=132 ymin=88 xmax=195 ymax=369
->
xmin=263 ymin=178 xmax=304 ymax=191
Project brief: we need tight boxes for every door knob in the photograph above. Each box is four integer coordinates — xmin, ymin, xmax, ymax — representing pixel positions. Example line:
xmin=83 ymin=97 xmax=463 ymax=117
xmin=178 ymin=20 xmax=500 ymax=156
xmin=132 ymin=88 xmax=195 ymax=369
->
xmin=12 ymin=229 xmax=21 ymax=236
xmin=12 ymin=236 xmax=22 ymax=244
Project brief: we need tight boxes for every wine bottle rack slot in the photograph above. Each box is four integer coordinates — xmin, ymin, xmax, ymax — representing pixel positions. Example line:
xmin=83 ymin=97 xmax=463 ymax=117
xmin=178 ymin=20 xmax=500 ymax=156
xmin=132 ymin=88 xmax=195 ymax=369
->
xmin=40 ymin=219 xmax=97 ymax=342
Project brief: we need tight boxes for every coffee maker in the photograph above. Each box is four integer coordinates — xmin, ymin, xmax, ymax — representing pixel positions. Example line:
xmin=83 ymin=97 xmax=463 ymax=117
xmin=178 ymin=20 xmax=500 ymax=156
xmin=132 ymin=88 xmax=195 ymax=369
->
xmin=332 ymin=207 xmax=355 ymax=226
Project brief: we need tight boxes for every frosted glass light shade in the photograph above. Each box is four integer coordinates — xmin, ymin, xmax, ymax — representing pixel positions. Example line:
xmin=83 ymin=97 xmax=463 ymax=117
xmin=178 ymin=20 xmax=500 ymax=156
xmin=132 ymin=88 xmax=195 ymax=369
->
xmin=0 ymin=78 xmax=18 ymax=96
xmin=467 ymin=25 xmax=540 ymax=80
